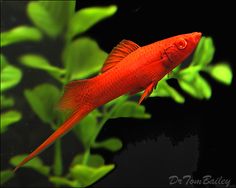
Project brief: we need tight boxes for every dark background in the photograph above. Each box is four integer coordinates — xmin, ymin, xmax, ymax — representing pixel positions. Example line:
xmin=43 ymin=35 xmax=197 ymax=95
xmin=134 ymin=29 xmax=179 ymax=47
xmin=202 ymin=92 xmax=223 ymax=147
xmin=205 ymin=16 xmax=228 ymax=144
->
xmin=1 ymin=0 xmax=235 ymax=187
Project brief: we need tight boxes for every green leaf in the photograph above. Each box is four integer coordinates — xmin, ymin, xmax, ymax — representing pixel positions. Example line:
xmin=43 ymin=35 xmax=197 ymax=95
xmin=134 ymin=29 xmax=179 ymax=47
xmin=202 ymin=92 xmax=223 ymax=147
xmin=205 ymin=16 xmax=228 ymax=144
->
xmin=39 ymin=0 xmax=75 ymax=31
xmin=27 ymin=1 xmax=75 ymax=38
xmin=10 ymin=154 xmax=50 ymax=176
xmin=63 ymin=37 xmax=107 ymax=80
xmin=207 ymin=63 xmax=233 ymax=85
xmin=73 ymin=111 xmax=98 ymax=148
xmin=93 ymin=138 xmax=123 ymax=152
xmin=1 ymin=95 xmax=14 ymax=109
xmin=1 ymin=111 xmax=21 ymax=134
xmin=20 ymin=54 xmax=65 ymax=81
xmin=0 ymin=170 xmax=14 ymax=185
xmin=191 ymin=37 xmax=215 ymax=66
xmin=177 ymin=65 xmax=201 ymax=77
xmin=1 ymin=54 xmax=8 ymax=69
xmin=67 ymin=5 xmax=117 ymax=38
xmin=111 ymin=101 xmax=151 ymax=119
xmin=1 ymin=26 xmax=42 ymax=47
xmin=24 ymin=84 xmax=60 ymax=124
xmin=1 ymin=56 xmax=22 ymax=92
xmin=178 ymin=73 xmax=212 ymax=99
xmin=49 ymin=177 xmax=78 ymax=187
xmin=71 ymin=154 xmax=105 ymax=167
xmin=192 ymin=37 xmax=205 ymax=64
xmin=150 ymin=81 xmax=185 ymax=103
xmin=70 ymin=164 xmax=115 ymax=187
xmin=194 ymin=75 xmax=212 ymax=99
xmin=104 ymin=95 xmax=128 ymax=110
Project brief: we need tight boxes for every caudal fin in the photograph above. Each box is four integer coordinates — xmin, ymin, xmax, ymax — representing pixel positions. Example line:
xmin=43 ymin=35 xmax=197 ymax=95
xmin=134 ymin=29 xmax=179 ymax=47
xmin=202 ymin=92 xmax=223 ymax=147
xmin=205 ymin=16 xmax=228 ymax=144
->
xmin=58 ymin=79 xmax=91 ymax=112
xmin=13 ymin=109 xmax=90 ymax=172
xmin=13 ymin=79 xmax=93 ymax=172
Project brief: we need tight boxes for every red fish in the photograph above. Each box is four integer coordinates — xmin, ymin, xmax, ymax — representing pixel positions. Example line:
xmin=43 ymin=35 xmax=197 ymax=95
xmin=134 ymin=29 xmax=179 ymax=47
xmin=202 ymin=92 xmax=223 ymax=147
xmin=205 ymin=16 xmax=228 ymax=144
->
xmin=14 ymin=32 xmax=201 ymax=172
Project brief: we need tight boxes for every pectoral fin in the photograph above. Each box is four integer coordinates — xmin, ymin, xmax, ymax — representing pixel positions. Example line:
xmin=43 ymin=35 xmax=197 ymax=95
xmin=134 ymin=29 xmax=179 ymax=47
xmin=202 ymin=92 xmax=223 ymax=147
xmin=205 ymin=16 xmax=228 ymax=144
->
xmin=138 ymin=81 xmax=158 ymax=104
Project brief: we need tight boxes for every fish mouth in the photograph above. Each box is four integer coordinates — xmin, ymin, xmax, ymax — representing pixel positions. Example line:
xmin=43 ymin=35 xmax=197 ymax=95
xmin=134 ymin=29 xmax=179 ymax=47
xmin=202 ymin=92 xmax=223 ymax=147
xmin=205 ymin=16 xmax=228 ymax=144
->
xmin=192 ymin=32 xmax=202 ymax=44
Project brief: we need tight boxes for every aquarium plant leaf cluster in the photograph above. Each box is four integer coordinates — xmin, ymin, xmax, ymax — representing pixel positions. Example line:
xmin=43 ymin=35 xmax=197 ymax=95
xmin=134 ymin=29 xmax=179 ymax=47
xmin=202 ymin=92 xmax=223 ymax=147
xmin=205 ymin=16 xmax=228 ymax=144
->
xmin=0 ymin=55 xmax=22 ymax=183
xmin=0 ymin=0 xmax=233 ymax=187
xmin=1 ymin=1 xmax=119 ymax=187
xmin=1 ymin=54 xmax=22 ymax=134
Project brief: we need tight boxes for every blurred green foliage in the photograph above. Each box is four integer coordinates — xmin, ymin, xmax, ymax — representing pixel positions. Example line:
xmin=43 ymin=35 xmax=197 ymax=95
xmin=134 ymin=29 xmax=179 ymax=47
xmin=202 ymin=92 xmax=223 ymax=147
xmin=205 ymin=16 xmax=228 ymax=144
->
xmin=0 ymin=170 xmax=14 ymax=185
xmin=1 ymin=53 xmax=22 ymax=186
xmin=1 ymin=55 xmax=22 ymax=134
xmin=1 ymin=1 xmax=119 ymax=187
xmin=1 ymin=55 xmax=22 ymax=93
xmin=0 ymin=0 xmax=233 ymax=187
xmin=1 ymin=26 xmax=42 ymax=47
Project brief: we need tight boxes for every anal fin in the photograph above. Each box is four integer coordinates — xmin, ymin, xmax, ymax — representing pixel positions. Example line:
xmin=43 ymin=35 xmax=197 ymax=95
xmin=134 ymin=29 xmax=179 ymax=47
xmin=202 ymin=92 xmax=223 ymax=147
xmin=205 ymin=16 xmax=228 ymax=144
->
xmin=138 ymin=81 xmax=158 ymax=104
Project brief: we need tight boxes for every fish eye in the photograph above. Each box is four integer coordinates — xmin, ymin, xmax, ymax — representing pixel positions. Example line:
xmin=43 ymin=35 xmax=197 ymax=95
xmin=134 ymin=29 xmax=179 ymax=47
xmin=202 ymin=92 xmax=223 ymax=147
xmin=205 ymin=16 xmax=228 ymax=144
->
xmin=175 ymin=38 xmax=187 ymax=50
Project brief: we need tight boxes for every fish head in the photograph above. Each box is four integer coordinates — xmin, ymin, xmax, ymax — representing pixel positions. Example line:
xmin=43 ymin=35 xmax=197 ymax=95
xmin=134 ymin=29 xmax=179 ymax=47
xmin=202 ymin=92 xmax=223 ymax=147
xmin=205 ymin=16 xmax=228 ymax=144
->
xmin=162 ymin=32 xmax=202 ymax=68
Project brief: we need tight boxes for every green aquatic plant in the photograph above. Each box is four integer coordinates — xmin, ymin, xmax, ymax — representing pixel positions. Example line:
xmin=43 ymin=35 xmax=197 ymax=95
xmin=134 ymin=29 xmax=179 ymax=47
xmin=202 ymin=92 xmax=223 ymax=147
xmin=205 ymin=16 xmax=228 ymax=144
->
xmin=0 ymin=1 xmax=233 ymax=187
xmin=1 ymin=1 xmax=122 ymax=187
xmin=0 ymin=55 xmax=22 ymax=133
xmin=0 ymin=55 xmax=22 ymax=184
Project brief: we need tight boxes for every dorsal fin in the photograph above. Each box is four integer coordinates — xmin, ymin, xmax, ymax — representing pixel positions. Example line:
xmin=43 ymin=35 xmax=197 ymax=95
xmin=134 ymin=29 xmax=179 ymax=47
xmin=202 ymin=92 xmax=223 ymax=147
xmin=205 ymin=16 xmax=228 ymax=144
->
xmin=101 ymin=39 xmax=140 ymax=73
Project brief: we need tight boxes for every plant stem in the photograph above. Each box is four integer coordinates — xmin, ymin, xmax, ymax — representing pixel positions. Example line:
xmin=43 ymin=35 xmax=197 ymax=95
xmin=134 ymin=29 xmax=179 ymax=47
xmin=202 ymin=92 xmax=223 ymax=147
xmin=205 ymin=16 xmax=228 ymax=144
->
xmin=53 ymin=139 xmax=63 ymax=176
xmin=82 ymin=148 xmax=90 ymax=165
xmin=91 ymin=95 xmax=128 ymax=145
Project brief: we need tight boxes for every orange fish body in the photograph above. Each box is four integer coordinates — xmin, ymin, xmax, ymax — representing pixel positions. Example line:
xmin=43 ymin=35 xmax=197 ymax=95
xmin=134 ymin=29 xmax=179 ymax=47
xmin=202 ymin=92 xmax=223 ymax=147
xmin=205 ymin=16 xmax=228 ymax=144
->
xmin=14 ymin=32 xmax=201 ymax=172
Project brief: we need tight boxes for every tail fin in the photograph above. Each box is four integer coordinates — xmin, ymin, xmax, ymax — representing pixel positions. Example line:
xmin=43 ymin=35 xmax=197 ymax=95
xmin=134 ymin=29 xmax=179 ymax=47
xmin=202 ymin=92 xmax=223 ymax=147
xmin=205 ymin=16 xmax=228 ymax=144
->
xmin=13 ymin=109 xmax=90 ymax=172
xmin=13 ymin=79 xmax=93 ymax=172
xmin=58 ymin=79 xmax=90 ymax=112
